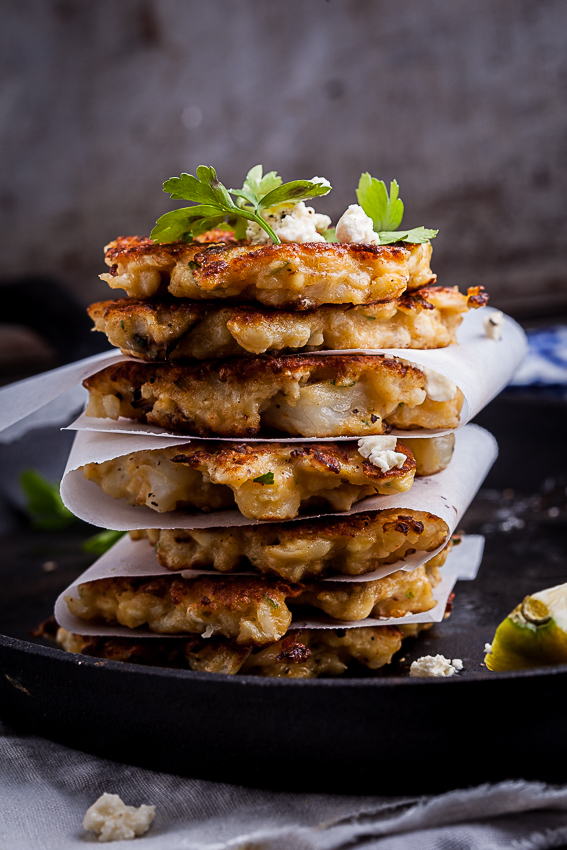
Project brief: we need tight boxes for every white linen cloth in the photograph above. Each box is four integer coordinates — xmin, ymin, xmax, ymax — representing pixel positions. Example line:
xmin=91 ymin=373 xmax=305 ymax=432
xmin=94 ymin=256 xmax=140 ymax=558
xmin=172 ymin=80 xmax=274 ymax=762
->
xmin=2 ymin=719 xmax=567 ymax=849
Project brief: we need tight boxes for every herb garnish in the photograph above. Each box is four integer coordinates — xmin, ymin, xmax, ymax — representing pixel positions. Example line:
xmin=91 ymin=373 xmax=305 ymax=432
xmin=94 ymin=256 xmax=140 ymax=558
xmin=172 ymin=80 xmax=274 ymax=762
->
xmin=20 ymin=470 xmax=125 ymax=553
xmin=151 ymin=165 xmax=331 ymax=244
xmin=20 ymin=470 xmax=76 ymax=531
xmin=253 ymin=471 xmax=275 ymax=485
xmin=356 ymin=173 xmax=438 ymax=245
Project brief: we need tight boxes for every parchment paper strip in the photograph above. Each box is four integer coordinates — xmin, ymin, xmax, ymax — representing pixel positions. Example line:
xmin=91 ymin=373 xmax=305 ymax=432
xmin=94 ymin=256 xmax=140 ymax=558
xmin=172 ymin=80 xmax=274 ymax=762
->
xmin=0 ymin=350 xmax=121 ymax=434
xmin=54 ymin=534 xmax=483 ymax=636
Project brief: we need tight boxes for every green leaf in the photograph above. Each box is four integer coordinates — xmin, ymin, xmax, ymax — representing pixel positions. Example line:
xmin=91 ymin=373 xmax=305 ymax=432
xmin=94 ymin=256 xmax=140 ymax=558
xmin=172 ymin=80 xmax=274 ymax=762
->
xmin=323 ymin=227 xmax=338 ymax=243
xmin=377 ymin=226 xmax=438 ymax=245
xmin=238 ymin=165 xmax=282 ymax=204
xmin=20 ymin=470 xmax=76 ymax=531
xmin=253 ymin=471 xmax=275 ymax=485
xmin=163 ymin=173 xmax=218 ymax=205
xmin=231 ymin=187 xmax=259 ymax=209
xmin=82 ymin=529 xmax=125 ymax=555
xmin=258 ymin=179 xmax=331 ymax=210
xmin=356 ymin=173 xmax=404 ymax=231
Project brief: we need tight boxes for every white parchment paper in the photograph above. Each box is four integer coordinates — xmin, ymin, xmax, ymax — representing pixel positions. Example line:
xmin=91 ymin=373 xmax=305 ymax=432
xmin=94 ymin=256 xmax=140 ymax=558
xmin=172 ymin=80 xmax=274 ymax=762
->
xmin=0 ymin=308 xmax=526 ymax=439
xmin=54 ymin=533 xmax=484 ymax=636
xmin=59 ymin=424 xmax=496 ymax=579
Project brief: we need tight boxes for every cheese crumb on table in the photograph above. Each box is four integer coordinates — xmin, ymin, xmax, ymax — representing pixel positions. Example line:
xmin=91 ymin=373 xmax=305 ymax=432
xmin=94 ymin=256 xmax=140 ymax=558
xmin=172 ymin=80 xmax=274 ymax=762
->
xmin=357 ymin=435 xmax=407 ymax=472
xmin=410 ymin=654 xmax=464 ymax=678
xmin=484 ymin=310 xmax=504 ymax=341
xmin=83 ymin=793 xmax=155 ymax=842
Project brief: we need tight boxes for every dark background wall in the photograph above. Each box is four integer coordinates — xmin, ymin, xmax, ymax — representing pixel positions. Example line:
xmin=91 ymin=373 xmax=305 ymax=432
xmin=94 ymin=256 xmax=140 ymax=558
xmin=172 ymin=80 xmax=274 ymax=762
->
xmin=2 ymin=0 xmax=567 ymax=315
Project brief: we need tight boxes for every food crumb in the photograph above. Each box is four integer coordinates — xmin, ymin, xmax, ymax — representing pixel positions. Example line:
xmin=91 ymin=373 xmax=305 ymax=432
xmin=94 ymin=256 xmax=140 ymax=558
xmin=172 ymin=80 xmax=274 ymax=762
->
xmin=410 ymin=654 xmax=463 ymax=678
xmin=484 ymin=643 xmax=493 ymax=655
xmin=483 ymin=310 xmax=504 ymax=341
xmin=83 ymin=793 xmax=155 ymax=842
xmin=42 ymin=561 xmax=57 ymax=572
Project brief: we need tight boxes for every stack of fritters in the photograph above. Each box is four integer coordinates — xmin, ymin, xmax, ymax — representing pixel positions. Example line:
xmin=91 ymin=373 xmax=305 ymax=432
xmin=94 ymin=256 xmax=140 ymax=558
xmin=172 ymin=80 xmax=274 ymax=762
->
xmin=56 ymin=232 xmax=485 ymax=677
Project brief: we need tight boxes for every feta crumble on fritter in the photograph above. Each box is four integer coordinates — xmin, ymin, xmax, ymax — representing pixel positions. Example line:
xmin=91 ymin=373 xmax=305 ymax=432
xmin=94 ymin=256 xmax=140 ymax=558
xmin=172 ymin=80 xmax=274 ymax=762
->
xmin=484 ymin=310 xmax=504 ymax=341
xmin=335 ymin=204 xmax=380 ymax=244
xmin=83 ymin=793 xmax=155 ymax=842
xmin=410 ymin=654 xmax=464 ymax=678
xmin=421 ymin=367 xmax=457 ymax=402
xmin=246 ymin=178 xmax=332 ymax=244
xmin=357 ymin=436 xmax=407 ymax=472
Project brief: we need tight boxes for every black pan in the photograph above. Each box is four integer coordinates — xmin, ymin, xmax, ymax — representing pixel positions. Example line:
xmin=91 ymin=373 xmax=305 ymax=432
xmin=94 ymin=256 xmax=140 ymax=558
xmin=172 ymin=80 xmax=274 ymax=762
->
xmin=1 ymin=395 xmax=566 ymax=795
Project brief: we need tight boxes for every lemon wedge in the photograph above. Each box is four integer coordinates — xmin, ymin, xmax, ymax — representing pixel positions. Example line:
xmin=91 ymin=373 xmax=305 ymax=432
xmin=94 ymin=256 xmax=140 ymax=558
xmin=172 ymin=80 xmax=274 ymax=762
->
xmin=485 ymin=583 xmax=567 ymax=671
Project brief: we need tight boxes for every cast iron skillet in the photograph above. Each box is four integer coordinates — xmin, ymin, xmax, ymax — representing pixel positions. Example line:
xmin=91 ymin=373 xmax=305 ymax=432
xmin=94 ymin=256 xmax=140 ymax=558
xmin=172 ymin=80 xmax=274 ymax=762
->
xmin=1 ymin=396 xmax=566 ymax=794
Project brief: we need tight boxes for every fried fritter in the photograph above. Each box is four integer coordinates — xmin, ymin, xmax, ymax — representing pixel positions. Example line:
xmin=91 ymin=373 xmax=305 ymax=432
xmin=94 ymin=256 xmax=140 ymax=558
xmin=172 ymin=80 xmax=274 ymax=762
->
xmin=65 ymin=564 xmax=442 ymax=645
xmin=83 ymin=356 xmax=463 ymax=437
xmin=133 ymin=510 xmax=449 ymax=582
xmin=81 ymin=440 xmax=415 ymax=521
xmin=52 ymin=622 xmax=432 ymax=677
xmin=87 ymin=287 xmax=488 ymax=361
xmin=99 ymin=237 xmax=434 ymax=308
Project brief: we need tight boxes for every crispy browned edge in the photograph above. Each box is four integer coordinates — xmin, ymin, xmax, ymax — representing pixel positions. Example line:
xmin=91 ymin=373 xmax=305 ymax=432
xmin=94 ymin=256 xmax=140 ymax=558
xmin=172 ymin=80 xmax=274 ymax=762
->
xmin=170 ymin=440 xmax=416 ymax=484
xmin=84 ymin=352 xmax=424 ymax=388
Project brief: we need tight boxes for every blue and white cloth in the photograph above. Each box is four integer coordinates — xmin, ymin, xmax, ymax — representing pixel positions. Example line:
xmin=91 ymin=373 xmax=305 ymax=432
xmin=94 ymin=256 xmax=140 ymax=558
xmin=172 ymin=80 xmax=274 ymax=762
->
xmin=510 ymin=326 xmax=567 ymax=389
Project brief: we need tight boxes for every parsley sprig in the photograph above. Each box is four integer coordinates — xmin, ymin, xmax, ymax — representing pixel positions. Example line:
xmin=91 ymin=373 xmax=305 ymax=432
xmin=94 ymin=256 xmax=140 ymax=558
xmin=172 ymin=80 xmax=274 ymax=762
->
xmin=150 ymin=165 xmax=331 ymax=244
xmin=356 ymin=173 xmax=437 ymax=245
xmin=20 ymin=470 xmax=125 ymax=554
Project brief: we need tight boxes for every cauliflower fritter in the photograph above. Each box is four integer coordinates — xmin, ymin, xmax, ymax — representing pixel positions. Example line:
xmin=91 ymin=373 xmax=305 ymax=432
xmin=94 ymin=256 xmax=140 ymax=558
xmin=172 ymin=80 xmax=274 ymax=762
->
xmin=53 ymin=622 xmax=432 ymax=677
xmin=133 ymin=510 xmax=449 ymax=581
xmin=99 ymin=237 xmax=431 ymax=308
xmin=87 ymin=286 xmax=488 ymax=361
xmin=82 ymin=440 xmax=416 ymax=521
xmin=65 ymin=563 xmax=442 ymax=645
xmin=84 ymin=355 xmax=463 ymax=437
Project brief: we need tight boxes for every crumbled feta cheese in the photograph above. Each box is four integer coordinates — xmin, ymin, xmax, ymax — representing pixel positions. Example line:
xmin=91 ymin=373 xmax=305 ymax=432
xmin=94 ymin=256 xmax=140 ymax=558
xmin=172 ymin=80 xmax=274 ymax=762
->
xmin=422 ymin=367 xmax=457 ymax=402
xmin=484 ymin=643 xmax=493 ymax=655
xmin=335 ymin=204 xmax=380 ymax=245
xmin=83 ymin=793 xmax=155 ymax=842
xmin=357 ymin=435 xmax=407 ymax=472
xmin=484 ymin=310 xmax=504 ymax=341
xmin=246 ymin=201 xmax=331 ymax=244
xmin=409 ymin=654 xmax=463 ymax=678
xmin=310 ymin=175 xmax=331 ymax=189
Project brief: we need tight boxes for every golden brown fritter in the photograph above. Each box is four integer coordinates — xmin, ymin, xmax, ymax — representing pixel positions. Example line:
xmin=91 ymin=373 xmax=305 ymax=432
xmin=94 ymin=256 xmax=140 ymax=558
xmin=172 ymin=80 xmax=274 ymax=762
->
xmin=82 ymin=440 xmax=416 ymax=521
xmin=83 ymin=355 xmax=463 ymax=437
xmin=88 ymin=286 xmax=488 ymax=361
xmin=52 ymin=622 xmax=432 ymax=677
xmin=133 ymin=510 xmax=449 ymax=582
xmin=65 ymin=564 xmax=441 ymax=645
xmin=99 ymin=236 xmax=430 ymax=308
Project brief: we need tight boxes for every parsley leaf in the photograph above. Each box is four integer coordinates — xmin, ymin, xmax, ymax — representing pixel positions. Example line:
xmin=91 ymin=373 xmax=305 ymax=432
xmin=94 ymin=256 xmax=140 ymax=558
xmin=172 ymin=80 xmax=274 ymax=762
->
xmin=376 ymin=226 xmax=438 ymax=245
xmin=151 ymin=165 xmax=331 ymax=245
xmin=253 ymin=471 xmax=275 ymax=485
xmin=263 ymin=594 xmax=279 ymax=610
xmin=355 ymin=173 xmax=438 ymax=244
xmin=20 ymin=470 xmax=76 ymax=530
xmin=357 ymin=174 xmax=404 ymax=231
xmin=82 ymin=529 xmax=126 ymax=555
